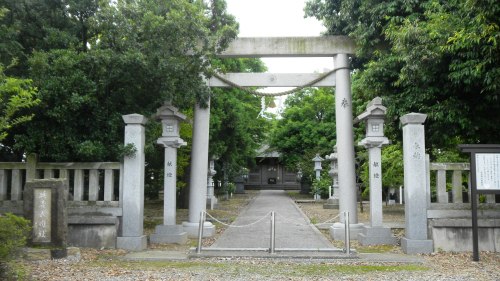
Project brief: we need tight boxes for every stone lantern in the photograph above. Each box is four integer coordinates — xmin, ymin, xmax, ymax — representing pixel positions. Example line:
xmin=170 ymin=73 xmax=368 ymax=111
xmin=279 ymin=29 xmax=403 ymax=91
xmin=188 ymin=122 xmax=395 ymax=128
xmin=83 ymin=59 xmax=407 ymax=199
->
xmin=355 ymin=97 xmax=396 ymax=245
xmin=324 ymin=145 xmax=339 ymax=209
xmin=234 ymin=167 xmax=249 ymax=194
xmin=312 ymin=154 xmax=324 ymax=180
xmin=206 ymin=156 xmax=218 ymax=210
xmin=150 ymin=103 xmax=188 ymax=244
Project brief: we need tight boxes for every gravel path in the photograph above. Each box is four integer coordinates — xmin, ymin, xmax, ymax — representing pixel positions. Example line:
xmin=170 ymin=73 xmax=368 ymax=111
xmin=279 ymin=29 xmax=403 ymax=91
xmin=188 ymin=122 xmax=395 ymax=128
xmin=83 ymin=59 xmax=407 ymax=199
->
xmin=19 ymin=192 xmax=500 ymax=280
xmin=24 ymin=250 xmax=500 ymax=280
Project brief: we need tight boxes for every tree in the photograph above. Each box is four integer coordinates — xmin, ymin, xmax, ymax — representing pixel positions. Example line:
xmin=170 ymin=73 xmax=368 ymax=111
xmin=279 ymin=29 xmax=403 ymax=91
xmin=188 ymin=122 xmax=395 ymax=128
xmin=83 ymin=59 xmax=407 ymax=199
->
xmin=0 ymin=65 xmax=39 ymax=142
xmin=269 ymin=87 xmax=336 ymax=181
xmin=305 ymin=0 xmax=500 ymax=155
xmin=208 ymin=58 xmax=270 ymax=183
xmin=360 ymin=144 xmax=404 ymax=199
xmin=0 ymin=0 xmax=238 ymax=161
xmin=0 ymin=7 xmax=39 ymax=143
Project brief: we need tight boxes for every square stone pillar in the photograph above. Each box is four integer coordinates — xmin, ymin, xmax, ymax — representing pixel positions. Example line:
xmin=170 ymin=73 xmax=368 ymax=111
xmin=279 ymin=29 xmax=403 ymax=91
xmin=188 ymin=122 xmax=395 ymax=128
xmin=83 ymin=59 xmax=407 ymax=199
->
xmin=117 ymin=114 xmax=148 ymax=251
xmin=400 ymin=113 xmax=433 ymax=254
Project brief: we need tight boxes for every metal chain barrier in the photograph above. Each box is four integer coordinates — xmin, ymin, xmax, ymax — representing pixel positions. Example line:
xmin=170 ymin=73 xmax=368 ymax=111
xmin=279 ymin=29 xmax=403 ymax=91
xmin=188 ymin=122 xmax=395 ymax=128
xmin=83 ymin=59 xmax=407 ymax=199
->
xmin=212 ymin=66 xmax=351 ymax=97
xmin=196 ymin=210 xmax=350 ymax=255
xmin=313 ymin=213 xmax=341 ymax=226
xmin=275 ymin=212 xmax=341 ymax=227
xmin=205 ymin=211 xmax=272 ymax=228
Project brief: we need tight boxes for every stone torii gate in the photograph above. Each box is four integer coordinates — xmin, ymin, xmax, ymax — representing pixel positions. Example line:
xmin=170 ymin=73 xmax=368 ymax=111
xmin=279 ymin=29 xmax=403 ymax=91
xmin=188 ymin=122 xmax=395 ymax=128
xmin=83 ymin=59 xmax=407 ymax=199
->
xmin=183 ymin=36 xmax=362 ymax=239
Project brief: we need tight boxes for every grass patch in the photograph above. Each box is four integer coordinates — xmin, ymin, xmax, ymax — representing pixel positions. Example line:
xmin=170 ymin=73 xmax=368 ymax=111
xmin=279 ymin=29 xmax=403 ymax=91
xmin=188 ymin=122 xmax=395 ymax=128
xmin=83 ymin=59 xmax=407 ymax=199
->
xmin=286 ymin=190 xmax=312 ymax=200
xmin=1 ymin=260 xmax=30 ymax=281
xmin=85 ymin=259 xmax=428 ymax=278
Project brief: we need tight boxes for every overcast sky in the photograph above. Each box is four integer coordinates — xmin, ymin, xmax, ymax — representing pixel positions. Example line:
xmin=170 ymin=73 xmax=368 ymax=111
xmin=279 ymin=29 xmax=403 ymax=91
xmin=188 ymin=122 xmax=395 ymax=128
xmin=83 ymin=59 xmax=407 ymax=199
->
xmin=225 ymin=0 xmax=333 ymax=112
xmin=225 ymin=0 xmax=333 ymax=74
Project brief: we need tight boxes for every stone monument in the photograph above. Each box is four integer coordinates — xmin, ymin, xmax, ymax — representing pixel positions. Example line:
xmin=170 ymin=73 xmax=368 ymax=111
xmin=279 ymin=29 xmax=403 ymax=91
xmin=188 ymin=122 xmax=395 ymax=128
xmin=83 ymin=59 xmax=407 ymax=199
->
xmin=24 ymin=179 xmax=68 ymax=257
xmin=356 ymin=97 xmax=397 ymax=245
xmin=400 ymin=113 xmax=433 ymax=254
xmin=150 ymin=103 xmax=188 ymax=244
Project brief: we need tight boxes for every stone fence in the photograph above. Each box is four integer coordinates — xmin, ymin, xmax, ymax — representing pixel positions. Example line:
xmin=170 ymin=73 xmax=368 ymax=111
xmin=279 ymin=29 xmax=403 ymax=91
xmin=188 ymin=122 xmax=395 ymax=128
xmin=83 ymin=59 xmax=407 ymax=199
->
xmin=0 ymin=156 xmax=123 ymax=248
xmin=427 ymin=162 xmax=500 ymax=252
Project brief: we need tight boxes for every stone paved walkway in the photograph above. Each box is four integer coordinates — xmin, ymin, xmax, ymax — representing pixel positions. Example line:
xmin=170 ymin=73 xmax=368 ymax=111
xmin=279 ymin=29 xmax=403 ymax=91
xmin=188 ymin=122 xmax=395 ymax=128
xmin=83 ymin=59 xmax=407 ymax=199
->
xmin=209 ymin=190 xmax=336 ymax=249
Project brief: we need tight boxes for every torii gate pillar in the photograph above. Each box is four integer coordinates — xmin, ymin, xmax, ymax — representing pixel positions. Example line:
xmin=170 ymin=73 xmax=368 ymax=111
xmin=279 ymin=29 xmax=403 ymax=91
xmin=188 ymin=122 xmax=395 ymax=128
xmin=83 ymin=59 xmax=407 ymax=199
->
xmin=330 ymin=53 xmax=364 ymax=240
xmin=183 ymin=100 xmax=216 ymax=238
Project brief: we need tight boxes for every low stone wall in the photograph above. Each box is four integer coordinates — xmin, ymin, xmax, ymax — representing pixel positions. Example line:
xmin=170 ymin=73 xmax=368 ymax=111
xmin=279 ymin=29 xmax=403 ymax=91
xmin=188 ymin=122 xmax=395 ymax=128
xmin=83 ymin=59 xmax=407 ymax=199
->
xmin=429 ymin=218 xmax=500 ymax=252
xmin=428 ymin=206 xmax=500 ymax=252
xmin=68 ymin=216 xmax=119 ymax=249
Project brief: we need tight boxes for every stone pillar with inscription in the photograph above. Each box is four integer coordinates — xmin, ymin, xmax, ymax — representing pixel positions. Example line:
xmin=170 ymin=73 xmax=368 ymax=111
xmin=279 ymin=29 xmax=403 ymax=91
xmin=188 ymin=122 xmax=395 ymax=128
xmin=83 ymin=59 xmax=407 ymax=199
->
xmin=117 ymin=114 xmax=148 ymax=251
xmin=24 ymin=179 xmax=68 ymax=255
xmin=150 ymin=103 xmax=188 ymax=244
xmin=356 ymin=97 xmax=397 ymax=245
xmin=401 ymin=113 xmax=433 ymax=254
xmin=331 ymin=53 xmax=363 ymax=240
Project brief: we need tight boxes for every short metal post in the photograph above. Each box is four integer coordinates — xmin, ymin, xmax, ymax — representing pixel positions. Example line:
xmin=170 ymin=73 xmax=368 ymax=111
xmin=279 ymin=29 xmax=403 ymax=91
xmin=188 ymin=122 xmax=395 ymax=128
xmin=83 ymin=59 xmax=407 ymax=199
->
xmin=269 ymin=211 xmax=276 ymax=254
xmin=196 ymin=211 xmax=206 ymax=254
xmin=344 ymin=211 xmax=350 ymax=254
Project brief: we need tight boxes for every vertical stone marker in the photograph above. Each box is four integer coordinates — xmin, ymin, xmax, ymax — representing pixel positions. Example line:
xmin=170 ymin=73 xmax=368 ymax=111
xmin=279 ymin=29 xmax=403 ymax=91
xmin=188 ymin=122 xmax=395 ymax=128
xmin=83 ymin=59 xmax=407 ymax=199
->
xmin=356 ymin=97 xmax=397 ymax=245
xmin=117 ymin=114 xmax=148 ymax=251
xmin=24 ymin=179 xmax=68 ymax=250
xmin=150 ymin=103 xmax=188 ymax=244
xmin=400 ymin=113 xmax=433 ymax=254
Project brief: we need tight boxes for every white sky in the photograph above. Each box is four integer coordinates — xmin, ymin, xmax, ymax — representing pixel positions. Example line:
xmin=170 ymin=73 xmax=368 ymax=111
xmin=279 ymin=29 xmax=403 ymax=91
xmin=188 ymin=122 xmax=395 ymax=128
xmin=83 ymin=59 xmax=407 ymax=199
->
xmin=225 ymin=0 xmax=333 ymax=113
xmin=225 ymin=0 xmax=333 ymax=73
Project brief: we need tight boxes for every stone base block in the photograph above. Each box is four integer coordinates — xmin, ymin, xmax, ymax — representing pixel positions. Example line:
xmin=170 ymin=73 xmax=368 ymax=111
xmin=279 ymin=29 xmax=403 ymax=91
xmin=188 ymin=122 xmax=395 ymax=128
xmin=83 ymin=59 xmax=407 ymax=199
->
xmin=401 ymin=237 xmax=433 ymax=254
xmin=22 ymin=248 xmax=52 ymax=261
xmin=150 ymin=225 xmax=188 ymax=244
xmin=207 ymin=196 xmax=218 ymax=210
xmin=330 ymin=222 xmax=364 ymax=241
xmin=358 ymin=226 xmax=397 ymax=246
xmin=68 ymin=216 xmax=118 ymax=249
xmin=117 ymin=235 xmax=147 ymax=251
xmin=323 ymin=198 xmax=339 ymax=209
xmin=182 ymin=221 xmax=216 ymax=238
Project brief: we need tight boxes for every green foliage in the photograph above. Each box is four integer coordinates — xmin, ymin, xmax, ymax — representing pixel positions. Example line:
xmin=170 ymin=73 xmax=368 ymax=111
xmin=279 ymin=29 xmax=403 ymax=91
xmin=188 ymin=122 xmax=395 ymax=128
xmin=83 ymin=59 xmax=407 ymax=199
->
xmin=0 ymin=65 xmax=39 ymax=141
xmin=269 ymin=88 xmax=336 ymax=181
xmin=311 ymin=175 xmax=332 ymax=198
xmin=360 ymin=144 xmax=404 ymax=198
xmin=306 ymin=0 xmax=500 ymax=154
xmin=0 ymin=213 xmax=31 ymax=262
xmin=0 ymin=0 xmax=239 ymax=161
xmin=210 ymin=58 xmax=269 ymax=182
xmin=224 ymin=182 xmax=236 ymax=194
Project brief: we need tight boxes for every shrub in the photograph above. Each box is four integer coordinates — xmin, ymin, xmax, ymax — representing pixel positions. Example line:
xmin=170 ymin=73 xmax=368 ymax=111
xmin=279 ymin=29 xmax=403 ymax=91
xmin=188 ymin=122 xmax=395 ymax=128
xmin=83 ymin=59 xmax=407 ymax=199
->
xmin=311 ymin=177 xmax=331 ymax=198
xmin=0 ymin=213 xmax=31 ymax=262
